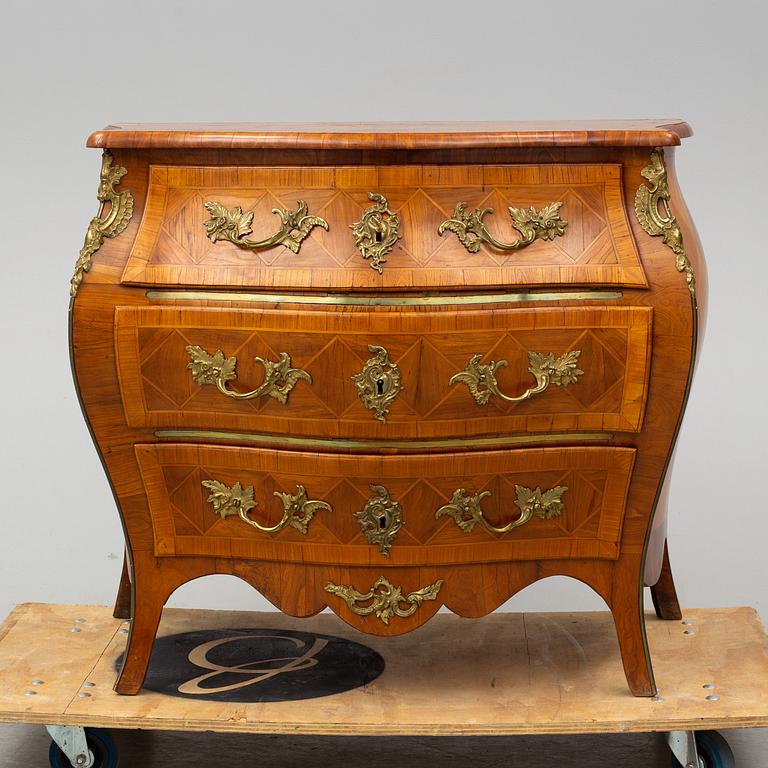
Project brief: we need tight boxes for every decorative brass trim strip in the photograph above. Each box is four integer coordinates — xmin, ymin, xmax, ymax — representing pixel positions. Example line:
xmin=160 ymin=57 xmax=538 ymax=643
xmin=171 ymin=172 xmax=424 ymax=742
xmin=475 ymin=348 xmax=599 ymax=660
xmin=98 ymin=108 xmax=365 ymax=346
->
xmin=450 ymin=350 xmax=583 ymax=406
xmin=325 ymin=576 xmax=442 ymax=625
xmin=146 ymin=290 xmax=624 ymax=306
xmin=154 ymin=430 xmax=614 ymax=450
xmin=202 ymin=480 xmax=330 ymax=534
xmin=634 ymin=148 xmax=696 ymax=303
xmin=436 ymin=485 xmax=567 ymax=534
xmin=71 ymin=150 xmax=134 ymax=296
xmin=203 ymin=200 xmax=328 ymax=253
xmin=439 ymin=201 xmax=567 ymax=253
xmin=350 ymin=193 xmax=401 ymax=273
xmin=186 ymin=345 xmax=311 ymax=403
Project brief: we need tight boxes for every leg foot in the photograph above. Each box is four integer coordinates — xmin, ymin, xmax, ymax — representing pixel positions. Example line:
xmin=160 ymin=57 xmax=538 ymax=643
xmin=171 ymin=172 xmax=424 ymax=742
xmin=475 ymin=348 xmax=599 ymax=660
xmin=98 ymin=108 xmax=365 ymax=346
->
xmin=112 ymin=551 xmax=132 ymax=620
xmin=650 ymin=540 xmax=683 ymax=620
xmin=114 ymin=554 xmax=169 ymax=695
xmin=610 ymin=558 xmax=656 ymax=697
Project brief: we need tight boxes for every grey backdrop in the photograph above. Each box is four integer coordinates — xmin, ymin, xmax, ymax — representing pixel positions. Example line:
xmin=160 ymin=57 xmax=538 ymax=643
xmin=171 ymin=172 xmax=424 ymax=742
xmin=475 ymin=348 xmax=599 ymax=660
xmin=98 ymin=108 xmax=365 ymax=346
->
xmin=0 ymin=0 xmax=765 ymax=623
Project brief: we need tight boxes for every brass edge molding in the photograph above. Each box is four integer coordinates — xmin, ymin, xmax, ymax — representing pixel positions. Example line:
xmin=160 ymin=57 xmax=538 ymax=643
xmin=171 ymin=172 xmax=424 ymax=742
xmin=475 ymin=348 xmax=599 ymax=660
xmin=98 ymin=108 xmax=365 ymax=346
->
xmin=154 ymin=430 xmax=614 ymax=450
xmin=352 ymin=345 xmax=402 ymax=422
xmin=71 ymin=150 xmax=134 ymax=296
xmin=450 ymin=350 xmax=583 ymax=406
xmin=324 ymin=576 xmax=443 ymax=625
xmin=355 ymin=485 xmax=404 ymax=556
xmin=634 ymin=147 xmax=696 ymax=304
xmin=202 ymin=480 xmax=330 ymax=534
xmin=203 ymin=200 xmax=328 ymax=253
xmin=146 ymin=290 xmax=624 ymax=305
xmin=439 ymin=201 xmax=567 ymax=253
xmin=186 ymin=345 xmax=311 ymax=404
xmin=436 ymin=485 xmax=567 ymax=534
xmin=350 ymin=193 xmax=401 ymax=273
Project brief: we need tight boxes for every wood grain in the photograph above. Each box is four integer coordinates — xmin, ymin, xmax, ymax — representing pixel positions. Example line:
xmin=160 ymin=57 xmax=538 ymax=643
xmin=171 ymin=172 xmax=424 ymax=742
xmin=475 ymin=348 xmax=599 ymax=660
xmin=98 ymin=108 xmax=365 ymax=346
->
xmin=69 ymin=134 xmax=701 ymax=697
xmin=1 ymin=604 xmax=766 ymax=735
xmin=86 ymin=120 xmax=693 ymax=150
xmin=114 ymin=303 xmax=653 ymax=437
xmin=121 ymin=163 xmax=646 ymax=290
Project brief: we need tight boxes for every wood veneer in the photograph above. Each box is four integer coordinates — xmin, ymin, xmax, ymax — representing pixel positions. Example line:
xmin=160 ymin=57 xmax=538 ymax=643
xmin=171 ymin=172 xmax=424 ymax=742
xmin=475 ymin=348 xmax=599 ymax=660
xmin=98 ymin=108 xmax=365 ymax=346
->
xmin=70 ymin=123 xmax=704 ymax=698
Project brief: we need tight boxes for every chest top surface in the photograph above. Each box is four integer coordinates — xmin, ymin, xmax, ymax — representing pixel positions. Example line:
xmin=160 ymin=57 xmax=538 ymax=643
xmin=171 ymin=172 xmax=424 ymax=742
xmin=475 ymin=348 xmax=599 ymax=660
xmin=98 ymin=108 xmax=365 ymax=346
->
xmin=87 ymin=120 xmax=692 ymax=150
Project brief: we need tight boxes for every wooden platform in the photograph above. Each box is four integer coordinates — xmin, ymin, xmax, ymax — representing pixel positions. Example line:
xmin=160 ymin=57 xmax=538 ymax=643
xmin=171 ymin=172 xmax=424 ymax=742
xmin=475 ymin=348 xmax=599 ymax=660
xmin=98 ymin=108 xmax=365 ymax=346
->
xmin=0 ymin=604 xmax=766 ymax=737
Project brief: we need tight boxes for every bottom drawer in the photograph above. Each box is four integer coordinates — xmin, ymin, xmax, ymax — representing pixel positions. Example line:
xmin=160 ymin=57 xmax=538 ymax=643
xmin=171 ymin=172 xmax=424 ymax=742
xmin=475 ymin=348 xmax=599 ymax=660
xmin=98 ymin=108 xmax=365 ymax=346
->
xmin=136 ymin=443 xmax=636 ymax=566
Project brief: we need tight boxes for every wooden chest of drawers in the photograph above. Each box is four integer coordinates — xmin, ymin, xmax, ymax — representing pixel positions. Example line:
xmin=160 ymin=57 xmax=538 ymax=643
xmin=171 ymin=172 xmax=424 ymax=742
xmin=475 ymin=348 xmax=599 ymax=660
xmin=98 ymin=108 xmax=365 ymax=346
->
xmin=70 ymin=121 xmax=704 ymax=696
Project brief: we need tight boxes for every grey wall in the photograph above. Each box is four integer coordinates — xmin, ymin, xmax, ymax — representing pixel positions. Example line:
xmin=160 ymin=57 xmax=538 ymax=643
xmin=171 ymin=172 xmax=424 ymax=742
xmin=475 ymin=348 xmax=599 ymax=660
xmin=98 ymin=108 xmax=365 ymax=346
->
xmin=0 ymin=0 xmax=765 ymax=622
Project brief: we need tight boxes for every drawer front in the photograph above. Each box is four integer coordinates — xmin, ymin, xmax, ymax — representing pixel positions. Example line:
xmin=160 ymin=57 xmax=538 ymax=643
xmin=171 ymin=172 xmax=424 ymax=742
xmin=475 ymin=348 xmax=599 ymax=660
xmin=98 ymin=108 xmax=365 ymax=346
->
xmin=136 ymin=443 xmax=636 ymax=564
xmin=115 ymin=304 xmax=652 ymax=437
xmin=122 ymin=164 xmax=647 ymax=290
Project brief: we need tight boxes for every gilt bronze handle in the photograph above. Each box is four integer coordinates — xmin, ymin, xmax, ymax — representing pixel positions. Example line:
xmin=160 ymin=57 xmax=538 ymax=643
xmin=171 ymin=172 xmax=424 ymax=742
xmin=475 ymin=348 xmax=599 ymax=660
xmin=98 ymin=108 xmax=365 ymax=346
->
xmin=186 ymin=345 xmax=311 ymax=403
xmin=436 ymin=485 xmax=567 ymax=534
xmin=203 ymin=200 xmax=328 ymax=253
xmin=324 ymin=576 xmax=443 ymax=625
xmin=438 ymin=201 xmax=567 ymax=253
xmin=450 ymin=350 xmax=583 ymax=406
xmin=202 ymin=480 xmax=330 ymax=534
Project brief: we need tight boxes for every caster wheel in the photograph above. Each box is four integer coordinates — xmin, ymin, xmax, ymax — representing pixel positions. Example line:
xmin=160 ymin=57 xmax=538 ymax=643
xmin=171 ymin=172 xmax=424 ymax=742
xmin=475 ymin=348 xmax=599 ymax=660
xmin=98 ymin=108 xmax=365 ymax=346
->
xmin=49 ymin=728 xmax=118 ymax=767
xmin=671 ymin=730 xmax=735 ymax=768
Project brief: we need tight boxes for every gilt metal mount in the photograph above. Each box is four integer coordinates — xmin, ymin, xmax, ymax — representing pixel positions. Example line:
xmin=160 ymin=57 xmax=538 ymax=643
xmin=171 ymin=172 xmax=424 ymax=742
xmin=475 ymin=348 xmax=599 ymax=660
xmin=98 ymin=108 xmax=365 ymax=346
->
xmin=436 ymin=485 xmax=567 ymax=535
xmin=71 ymin=151 xmax=134 ymax=297
xmin=438 ymin=201 xmax=567 ymax=253
xmin=186 ymin=345 xmax=311 ymax=404
xmin=450 ymin=350 xmax=583 ymax=406
xmin=355 ymin=485 xmax=404 ymax=556
xmin=634 ymin=148 xmax=696 ymax=302
xmin=350 ymin=193 xmax=401 ymax=273
xmin=324 ymin=576 xmax=443 ymax=625
xmin=202 ymin=480 xmax=330 ymax=534
xmin=352 ymin=345 xmax=402 ymax=421
xmin=203 ymin=200 xmax=328 ymax=253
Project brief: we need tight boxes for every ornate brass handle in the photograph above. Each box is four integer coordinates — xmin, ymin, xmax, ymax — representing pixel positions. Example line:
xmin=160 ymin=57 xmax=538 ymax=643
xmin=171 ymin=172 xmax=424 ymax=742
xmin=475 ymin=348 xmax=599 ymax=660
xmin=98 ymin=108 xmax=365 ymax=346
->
xmin=436 ymin=485 xmax=567 ymax=534
xmin=202 ymin=480 xmax=330 ymax=534
xmin=203 ymin=200 xmax=328 ymax=253
xmin=350 ymin=192 xmax=401 ymax=273
xmin=438 ymin=201 xmax=567 ymax=253
xmin=186 ymin=345 xmax=311 ymax=403
xmin=450 ymin=350 xmax=582 ymax=406
xmin=324 ymin=576 xmax=443 ymax=625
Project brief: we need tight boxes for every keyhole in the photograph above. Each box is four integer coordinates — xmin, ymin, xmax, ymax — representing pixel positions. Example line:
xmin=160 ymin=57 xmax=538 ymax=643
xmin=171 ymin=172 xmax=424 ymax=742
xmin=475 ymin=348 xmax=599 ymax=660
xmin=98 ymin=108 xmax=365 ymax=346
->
xmin=376 ymin=378 xmax=386 ymax=395
xmin=374 ymin=230 xmax=383 ymax=243
xmin=378 ymin=514 xmax=388 ymax=530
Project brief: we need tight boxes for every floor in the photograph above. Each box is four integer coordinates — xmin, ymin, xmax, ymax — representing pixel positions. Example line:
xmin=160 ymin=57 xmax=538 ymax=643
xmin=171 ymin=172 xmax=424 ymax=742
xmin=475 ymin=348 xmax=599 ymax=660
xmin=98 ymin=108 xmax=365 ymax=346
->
xmin=1 ymin=724 xmax=766 ymax=766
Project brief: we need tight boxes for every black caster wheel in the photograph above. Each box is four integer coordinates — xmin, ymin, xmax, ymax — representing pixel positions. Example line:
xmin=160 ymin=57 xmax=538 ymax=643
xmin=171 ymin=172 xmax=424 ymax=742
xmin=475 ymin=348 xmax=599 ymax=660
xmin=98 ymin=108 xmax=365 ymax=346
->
xmin=49 ymin=728 xmax=119 ymax=768
xmin=671 ymin=730 xmax=735 ymax=768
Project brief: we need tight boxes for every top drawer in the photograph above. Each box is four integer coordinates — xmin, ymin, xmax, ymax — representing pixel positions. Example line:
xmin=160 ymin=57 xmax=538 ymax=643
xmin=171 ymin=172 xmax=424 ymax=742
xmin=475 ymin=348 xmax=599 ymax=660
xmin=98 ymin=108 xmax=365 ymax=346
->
xmin=122 ymin=164 xmax=647 ymax=291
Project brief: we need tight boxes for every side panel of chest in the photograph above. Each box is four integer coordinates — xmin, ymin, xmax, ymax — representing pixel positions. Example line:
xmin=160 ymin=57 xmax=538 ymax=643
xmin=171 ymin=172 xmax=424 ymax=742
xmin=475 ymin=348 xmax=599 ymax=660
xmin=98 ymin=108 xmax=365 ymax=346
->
xmin=121 ymin=164 xmax=647 ymax=290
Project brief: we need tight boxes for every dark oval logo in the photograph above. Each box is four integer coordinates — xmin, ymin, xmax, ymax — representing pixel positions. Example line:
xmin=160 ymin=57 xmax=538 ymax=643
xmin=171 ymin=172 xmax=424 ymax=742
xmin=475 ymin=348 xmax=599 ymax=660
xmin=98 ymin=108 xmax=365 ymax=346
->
xmin=117 ymin=628 xmax=385 ymax=702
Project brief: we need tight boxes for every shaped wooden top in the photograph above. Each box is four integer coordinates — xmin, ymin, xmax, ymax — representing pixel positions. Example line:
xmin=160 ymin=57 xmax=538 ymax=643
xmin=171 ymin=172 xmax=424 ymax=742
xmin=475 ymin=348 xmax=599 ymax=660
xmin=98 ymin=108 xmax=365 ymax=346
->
xmin=87 ymin=120 xmax=692 ymax=150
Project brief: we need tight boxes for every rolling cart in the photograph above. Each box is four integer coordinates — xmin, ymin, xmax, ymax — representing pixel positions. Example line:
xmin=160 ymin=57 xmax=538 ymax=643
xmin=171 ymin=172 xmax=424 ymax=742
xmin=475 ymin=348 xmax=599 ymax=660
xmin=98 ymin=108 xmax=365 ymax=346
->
xmin=1 ymin=603 xmax=766 ymax=767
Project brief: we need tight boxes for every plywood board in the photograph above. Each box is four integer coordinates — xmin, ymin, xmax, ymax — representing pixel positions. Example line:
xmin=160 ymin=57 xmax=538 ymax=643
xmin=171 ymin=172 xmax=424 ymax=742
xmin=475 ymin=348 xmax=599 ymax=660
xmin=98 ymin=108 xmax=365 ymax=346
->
xmin=0 ymin=604 xmax=766 ymax=736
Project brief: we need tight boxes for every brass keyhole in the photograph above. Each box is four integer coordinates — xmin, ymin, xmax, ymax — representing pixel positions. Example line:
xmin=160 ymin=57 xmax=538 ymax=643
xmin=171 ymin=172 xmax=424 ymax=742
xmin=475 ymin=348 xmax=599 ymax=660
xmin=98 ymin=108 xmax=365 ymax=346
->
xmin=378 ymin=514 xmax=388 ymax=530
xmin=376 ymin=378 xmax=386 ymax=395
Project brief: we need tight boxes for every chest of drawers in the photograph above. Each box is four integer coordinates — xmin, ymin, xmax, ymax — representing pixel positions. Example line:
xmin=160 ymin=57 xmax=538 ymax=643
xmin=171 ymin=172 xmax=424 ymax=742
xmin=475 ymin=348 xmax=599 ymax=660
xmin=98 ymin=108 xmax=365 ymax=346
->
xmin=70 ymin=121 xmax=704 ymax=696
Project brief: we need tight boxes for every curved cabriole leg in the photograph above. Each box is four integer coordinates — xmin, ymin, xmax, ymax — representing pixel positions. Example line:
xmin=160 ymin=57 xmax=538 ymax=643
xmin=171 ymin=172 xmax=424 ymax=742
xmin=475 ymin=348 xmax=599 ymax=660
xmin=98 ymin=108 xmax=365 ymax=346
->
xmin=112 ymin=551 xmax=132 ymax=620
xmin=650 ymin=540 xmax=683 ymax=620
xmin=609 ymin=558 xmax=656 ymax=697
xmin=114 ymin=553 xmax=179 ymax=695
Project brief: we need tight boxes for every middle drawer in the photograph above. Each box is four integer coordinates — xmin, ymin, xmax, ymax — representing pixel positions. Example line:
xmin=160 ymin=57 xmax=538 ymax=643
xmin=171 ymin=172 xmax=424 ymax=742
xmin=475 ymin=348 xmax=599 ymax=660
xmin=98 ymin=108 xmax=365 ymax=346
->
xmin=115 ymin=304 xmax=652 ymax=439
